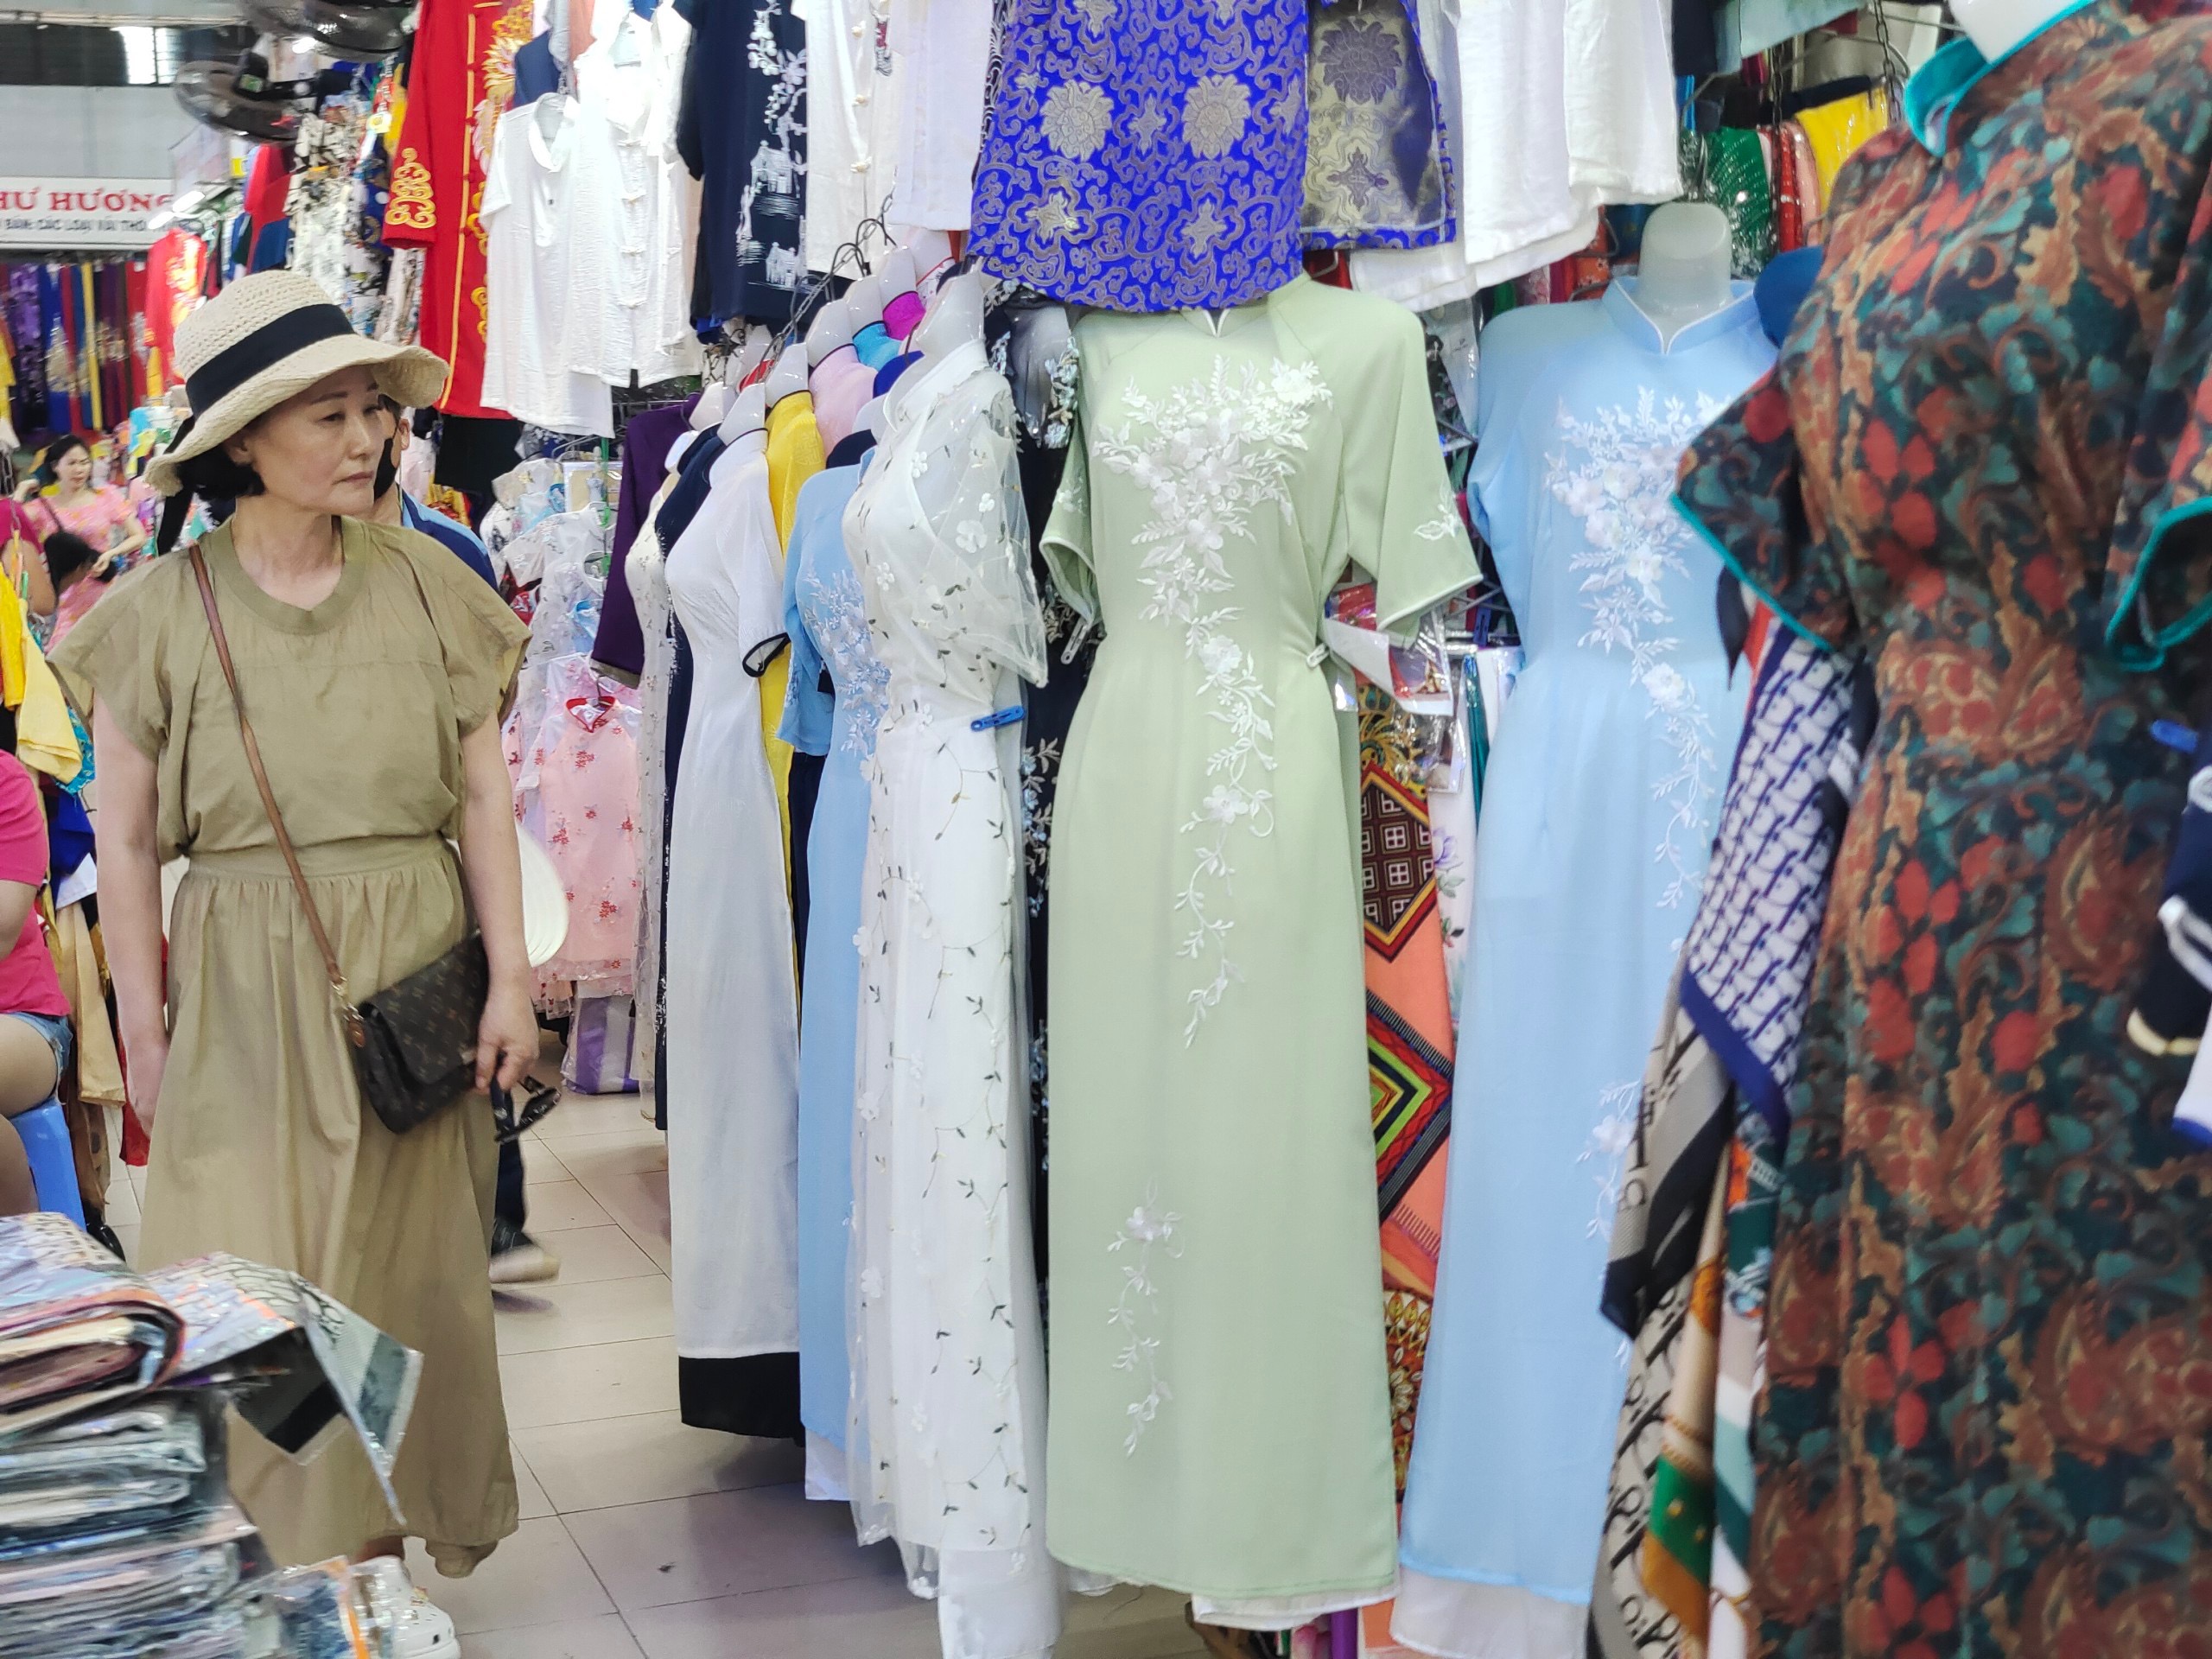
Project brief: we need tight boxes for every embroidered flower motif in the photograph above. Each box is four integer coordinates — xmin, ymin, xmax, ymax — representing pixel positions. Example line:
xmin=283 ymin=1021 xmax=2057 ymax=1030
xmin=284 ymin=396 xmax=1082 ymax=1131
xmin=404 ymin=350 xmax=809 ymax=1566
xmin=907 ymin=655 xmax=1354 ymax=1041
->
xmin=1414 ymin=483 xmax=1461 ymax=543
xmin=1031 ymin=193 xmax=1082 ymax=242
xmin=1316 ymin=17 xmax=1402 ymax=103
xmin=1546 ymin=387 xmax=1726 ymax=910
xmin=1580 ymin=1082 xmax=1640 ymax=1239
xmin=1107 ymin=1183 xmax=1183 ymax=1453
xmin=799 ymin=565 xmax=889 ymax=759
xmin=1183 ymin=198 xmax=1229 ymax=255
xmin=1020 ymin=735 xmax=1063 ymax=913
xmin=1325 ymin=151 xmax=1393 ymax=213
xmin=1128 ymin=100 xmax=1171 ymax=150
xmin=1041 ymin=79 xmax=1113 ymax=159
xmin=1095 ymin=357 xmax=1331 ymax=1039
xmin=1182 ymin=75 xmax=1251 ymax=159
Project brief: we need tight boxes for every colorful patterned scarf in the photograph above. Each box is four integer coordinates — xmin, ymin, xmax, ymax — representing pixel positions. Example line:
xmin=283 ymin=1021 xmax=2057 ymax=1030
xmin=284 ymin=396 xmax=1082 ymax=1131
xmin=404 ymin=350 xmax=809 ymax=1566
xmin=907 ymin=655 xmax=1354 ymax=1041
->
xmin=1589 ymin=634 xmax=1872 ymax=1659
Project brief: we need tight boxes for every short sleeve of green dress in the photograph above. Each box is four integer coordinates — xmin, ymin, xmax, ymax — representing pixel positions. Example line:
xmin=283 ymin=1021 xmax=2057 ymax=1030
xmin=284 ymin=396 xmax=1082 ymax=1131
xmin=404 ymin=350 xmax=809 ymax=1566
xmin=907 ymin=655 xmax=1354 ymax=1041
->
xmin=1040 ymin=403 xmax=1098 ymax=625
xmin=52 ymin=518 xmax=530 ymax=1576
xmin=1322 ymin=302 xmax=1481 ymax=634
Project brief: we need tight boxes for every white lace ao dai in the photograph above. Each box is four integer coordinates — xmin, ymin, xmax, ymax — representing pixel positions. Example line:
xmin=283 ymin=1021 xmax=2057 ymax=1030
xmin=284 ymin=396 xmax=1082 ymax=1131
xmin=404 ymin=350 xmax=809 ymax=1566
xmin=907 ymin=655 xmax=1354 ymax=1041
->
xmin=842 ymin=340 xmax=1057 ymax=1659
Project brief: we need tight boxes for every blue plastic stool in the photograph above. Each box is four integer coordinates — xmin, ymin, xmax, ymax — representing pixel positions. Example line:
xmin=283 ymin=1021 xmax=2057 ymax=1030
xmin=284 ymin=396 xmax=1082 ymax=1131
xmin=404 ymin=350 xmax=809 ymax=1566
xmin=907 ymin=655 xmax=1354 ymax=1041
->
xmin=14 ymin=1098 xmax=84 ymax=1227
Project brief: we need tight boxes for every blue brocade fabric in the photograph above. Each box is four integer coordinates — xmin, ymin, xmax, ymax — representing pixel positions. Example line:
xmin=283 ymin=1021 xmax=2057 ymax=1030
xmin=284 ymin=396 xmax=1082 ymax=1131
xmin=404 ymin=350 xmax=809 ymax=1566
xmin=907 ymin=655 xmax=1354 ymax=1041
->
xmin=969 ymin=0 xmax=1309 ymax=310
xmin=1301 ymin=0 xmax=1452 ymax=250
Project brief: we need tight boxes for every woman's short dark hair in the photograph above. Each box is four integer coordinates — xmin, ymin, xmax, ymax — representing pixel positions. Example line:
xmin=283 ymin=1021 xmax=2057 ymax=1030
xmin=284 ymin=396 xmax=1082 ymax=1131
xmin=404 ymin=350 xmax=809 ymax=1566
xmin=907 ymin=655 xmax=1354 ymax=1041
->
xmin=41 ymin=530 xmax=98 ymax=586
xmin=172 ymin=444 xmax=265 ymax=501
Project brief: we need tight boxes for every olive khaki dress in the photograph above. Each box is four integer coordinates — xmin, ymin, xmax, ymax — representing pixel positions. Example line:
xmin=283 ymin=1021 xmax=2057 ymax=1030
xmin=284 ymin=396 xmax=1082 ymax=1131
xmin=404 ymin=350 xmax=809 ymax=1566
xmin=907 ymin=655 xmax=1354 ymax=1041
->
xmin=53 ymin=518 xmax=531 ymax=1573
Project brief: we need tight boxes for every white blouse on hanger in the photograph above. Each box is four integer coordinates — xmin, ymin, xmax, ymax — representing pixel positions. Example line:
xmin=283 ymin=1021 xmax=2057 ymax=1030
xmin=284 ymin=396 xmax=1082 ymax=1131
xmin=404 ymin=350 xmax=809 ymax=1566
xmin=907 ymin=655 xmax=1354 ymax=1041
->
xmin=804 ymin=0 xmax=903 ymax=269
xmin=481 ymin=99 xmax=616 ymax=435
xmin=570 ymin=5 xmax=701 ymax=385
xmin=886 ymin=0 xmax=990 ymax=232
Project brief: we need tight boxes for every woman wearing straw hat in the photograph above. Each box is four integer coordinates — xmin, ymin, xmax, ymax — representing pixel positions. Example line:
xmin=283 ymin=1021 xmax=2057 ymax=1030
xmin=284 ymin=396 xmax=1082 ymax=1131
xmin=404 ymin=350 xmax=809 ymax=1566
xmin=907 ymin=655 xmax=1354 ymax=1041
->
xmin=51 ymin=271 xmax=534 ymax=1615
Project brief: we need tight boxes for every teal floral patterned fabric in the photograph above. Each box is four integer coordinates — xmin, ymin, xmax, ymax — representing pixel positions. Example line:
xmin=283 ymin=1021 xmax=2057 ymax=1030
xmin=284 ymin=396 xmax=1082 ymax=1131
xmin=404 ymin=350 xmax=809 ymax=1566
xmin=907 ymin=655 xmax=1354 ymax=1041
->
xmin=1674 ymin=3 xmax=2212 ymax=1652
xmin=1301 ymin=0 xmax=1452 ymax=250
xmin=969 ymin=0 xmax=1308 ymax=308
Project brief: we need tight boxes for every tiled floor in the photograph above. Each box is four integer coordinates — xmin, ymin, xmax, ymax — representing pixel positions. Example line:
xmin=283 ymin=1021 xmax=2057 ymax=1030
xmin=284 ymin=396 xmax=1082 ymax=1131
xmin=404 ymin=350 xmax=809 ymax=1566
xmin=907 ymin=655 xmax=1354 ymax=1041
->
xmin=106 ymin=1090 xmax=1206 ymax=1659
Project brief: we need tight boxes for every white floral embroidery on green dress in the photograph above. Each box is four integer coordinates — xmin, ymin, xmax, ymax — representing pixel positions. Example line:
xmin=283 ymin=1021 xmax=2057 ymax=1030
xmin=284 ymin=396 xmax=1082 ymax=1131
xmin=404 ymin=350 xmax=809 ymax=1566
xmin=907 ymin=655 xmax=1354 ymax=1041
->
xmin=1093 ymin=357 xmax=1330 ymax=1039
xmin=1414 ymin=481 xmax=1462 ymax=543
xmin=1546 ymin=387 xmax=1726 ymax=910
xmin=1106 ymin=1187 xmax=1182 ymax=1453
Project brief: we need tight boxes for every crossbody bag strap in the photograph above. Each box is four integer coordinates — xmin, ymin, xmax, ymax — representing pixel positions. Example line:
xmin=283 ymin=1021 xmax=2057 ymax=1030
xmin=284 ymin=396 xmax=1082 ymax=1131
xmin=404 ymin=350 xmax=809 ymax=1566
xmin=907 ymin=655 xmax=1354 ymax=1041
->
xmin=188 ymin=543 xmax=365 ymax=1046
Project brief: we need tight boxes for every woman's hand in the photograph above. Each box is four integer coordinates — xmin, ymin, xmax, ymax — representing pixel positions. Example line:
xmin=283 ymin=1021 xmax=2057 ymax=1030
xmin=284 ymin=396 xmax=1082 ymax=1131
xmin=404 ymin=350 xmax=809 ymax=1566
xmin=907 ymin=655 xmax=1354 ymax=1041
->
xmin=10 ymin=479 xmax=35 ymax=504
xmin=124 ymin=1025 xmax=169 ymax=1136
xmin=476 ymin=976 xmax=537 ymax=1094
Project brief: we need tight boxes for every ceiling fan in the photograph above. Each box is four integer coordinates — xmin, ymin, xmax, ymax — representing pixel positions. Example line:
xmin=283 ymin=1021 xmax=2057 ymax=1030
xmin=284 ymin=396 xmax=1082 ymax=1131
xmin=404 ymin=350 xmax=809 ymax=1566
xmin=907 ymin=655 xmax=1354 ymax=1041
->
xmin=172 ymin=47 xmax=344 ymax=143
xmin=242 ymin=0 xmax=416 ymax=60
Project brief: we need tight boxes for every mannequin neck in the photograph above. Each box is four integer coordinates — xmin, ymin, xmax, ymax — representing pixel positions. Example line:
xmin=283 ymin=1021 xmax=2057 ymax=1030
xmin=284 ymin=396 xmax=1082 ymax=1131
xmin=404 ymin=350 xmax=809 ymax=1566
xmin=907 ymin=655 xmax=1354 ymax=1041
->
xmin=1634 ymin=203 xmax=1734 ymax=346
xmin=1950 ymin=0 xmax=2075 ymax=61
xmin=1636 ymin=258 xmax=1733 ymax=332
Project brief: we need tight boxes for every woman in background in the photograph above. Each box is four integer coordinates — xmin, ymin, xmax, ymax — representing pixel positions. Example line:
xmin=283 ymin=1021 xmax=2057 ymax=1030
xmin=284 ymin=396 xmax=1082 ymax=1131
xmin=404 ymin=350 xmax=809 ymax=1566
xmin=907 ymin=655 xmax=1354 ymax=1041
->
xmin=13 ymin=435 xmax=149 ymax=642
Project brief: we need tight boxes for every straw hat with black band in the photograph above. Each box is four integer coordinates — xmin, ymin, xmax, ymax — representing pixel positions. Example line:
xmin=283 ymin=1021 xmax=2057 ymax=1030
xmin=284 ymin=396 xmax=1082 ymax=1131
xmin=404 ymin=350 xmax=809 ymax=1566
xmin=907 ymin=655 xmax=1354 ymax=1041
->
xmin=149 ymin=270 xmax=448 ymax=547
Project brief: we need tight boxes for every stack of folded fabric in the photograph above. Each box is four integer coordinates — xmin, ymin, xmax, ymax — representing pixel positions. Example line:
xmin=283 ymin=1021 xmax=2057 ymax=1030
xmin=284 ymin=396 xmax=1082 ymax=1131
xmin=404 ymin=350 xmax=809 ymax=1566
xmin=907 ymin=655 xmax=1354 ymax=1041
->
xmin=0 ymin=1215 xmax=424 ymax=1657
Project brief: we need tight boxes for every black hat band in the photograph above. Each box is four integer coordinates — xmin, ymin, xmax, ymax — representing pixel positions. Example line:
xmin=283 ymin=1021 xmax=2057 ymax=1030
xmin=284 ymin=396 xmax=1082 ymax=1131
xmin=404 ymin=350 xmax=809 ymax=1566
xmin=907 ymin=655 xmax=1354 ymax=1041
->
xmin=184 ymin=302 xmax=357 ymax=415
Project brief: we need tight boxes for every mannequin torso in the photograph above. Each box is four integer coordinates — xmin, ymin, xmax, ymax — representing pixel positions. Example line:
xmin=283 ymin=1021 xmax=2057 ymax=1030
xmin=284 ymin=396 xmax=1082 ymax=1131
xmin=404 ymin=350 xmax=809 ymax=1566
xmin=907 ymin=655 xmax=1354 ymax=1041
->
xmin=1634 ymin=202 xmax=1735 ymax=347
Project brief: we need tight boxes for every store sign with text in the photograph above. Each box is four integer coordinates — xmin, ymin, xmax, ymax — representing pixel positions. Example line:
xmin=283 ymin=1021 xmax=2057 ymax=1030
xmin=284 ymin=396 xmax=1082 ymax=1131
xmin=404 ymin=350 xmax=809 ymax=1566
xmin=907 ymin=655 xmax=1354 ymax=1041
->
xmin=0 ymin=179 xmax=171 ymax=251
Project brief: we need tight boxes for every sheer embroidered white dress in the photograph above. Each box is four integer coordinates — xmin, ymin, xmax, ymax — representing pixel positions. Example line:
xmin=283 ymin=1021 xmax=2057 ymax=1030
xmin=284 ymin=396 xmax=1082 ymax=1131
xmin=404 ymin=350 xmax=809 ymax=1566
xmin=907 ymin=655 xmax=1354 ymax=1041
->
xmin=842 ymin=340 xmax=1058 ymax=1659
xmin=662 ymin=427 xmax=801 ymax=1364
